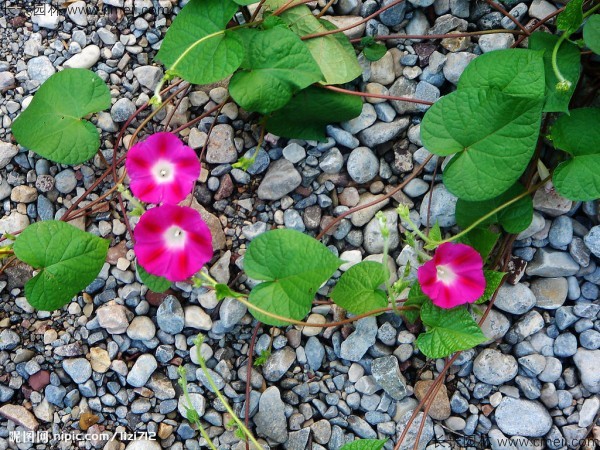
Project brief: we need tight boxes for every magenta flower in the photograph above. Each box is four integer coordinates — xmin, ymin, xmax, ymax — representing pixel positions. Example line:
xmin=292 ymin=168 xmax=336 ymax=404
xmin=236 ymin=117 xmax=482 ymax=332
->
xmin=126 ymin=132 xmax=200 ymax=204
xmin=134 ymin=204 xmax=213 ymax=282
xmin=417 ymin=242 xmax=486 ymax=309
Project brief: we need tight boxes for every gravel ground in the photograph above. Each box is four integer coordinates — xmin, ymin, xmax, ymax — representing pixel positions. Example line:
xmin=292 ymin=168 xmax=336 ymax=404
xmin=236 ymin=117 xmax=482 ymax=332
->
xmin=0 ymin=0 xmax=599 ymax=449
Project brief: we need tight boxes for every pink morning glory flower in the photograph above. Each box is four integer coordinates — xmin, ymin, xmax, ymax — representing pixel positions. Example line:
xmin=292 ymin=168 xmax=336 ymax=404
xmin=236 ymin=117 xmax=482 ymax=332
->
xmin=126 ymin=132 xmax=201 ymax=204
xmin=134 ymin=204 xmax=213 ymax=282
xmin=417 ymin=242 xmax=486 ymax=309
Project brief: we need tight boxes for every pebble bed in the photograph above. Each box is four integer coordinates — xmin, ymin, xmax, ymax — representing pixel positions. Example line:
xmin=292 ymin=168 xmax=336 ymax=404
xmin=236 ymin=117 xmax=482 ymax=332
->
xmin=0 ymin=0 xmax=599 ymax=449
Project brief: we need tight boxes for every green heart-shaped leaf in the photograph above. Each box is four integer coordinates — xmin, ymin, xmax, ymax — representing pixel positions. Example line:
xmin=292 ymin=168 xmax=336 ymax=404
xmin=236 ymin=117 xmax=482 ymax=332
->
xmin=584 ymin=15 xmax=600 ymax=54
xmin=416 ymin=300 xmax=487 ymax=359
xmin=330 ymin=261 xmax=388 ymax=315
xmin=340 ymin=440 xmax=388 ymax=450
xmin=156 ymin=0 xmax=244 ymax=84
xmin=12 ymin=69 xmax=110 ymax=165
xmin=556 ymin=0 xmax=583 ymax=34
xmin=551 ymin=108 xmax=600 ymax=200
xmin=14 ymin=221 xmax=109 ymax=311
xmin=137 ymin=264 xmax=171 ymax=293
xmin=266 ymin=86 xmax=363 ymax=140
xmin=244 ymin=229 xmax=341 ymax=326
xmin=421 ymin=88 xmax=543 ymax=201
xmin=229 ymin=27 xmax=322 ymax=114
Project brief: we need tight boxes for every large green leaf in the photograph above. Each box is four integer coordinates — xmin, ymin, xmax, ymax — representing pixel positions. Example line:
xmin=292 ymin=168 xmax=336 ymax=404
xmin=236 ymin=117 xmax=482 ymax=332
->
xmin=340 ymin=440 xmax=387 ymax=450
xmin=551 ymin=108 xmax=600 ymax=200
xmin=556 ymin=0 xmax=583 ymax=34
xmin=416 ymin=300 xmax=487 ymax=359
xmin=421 ymin=88 xmax=542 ymax=201
xmin=266 ymin=86 xmax=363 ymax=140
xmin=13 ymin=221 xmax=109 ymax=311
xmin=456 ymin=227 xmax=500 ymax=261
xmin=330 ymin=261 xmax=388 ymax=315
xmin=584 ymin=15 xmax=600 ymax=54
xmin=265 ymin=0 xmax=361 ymax=85
xmin=455 ymin=184 xmax=533 ymax=234
xmin=528 ymin=32 xmax=581 ymax=113
xmin=244 ymin=229 xmax=341 ymax=325
xmin=137 ymin=264 xmax=171 ymax=293
xmin=12 ymin=69 xmax=110 ymax=165
xmin=156 ymin=0 xmax=244 ymax=84
xmin=229 ymin=27 xmax=322 ymax=114
xmin=458 ymin=49 xmax=545 ymax=99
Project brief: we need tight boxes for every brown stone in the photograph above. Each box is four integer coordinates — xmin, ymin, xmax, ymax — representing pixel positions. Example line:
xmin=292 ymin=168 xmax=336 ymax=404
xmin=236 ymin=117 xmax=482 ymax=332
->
xmin=214 ymin=174 xmax=234 ymax=201
xmin=79 ymin=412 xmax=99 ymax=431
xmin=185 ymin=195 xmax=226 ymax=250
xmin=107 ymin=241 xmax=127 ymax=265
xmin=0 ymin=404 xmax=39 ymax=430
xmin=28 ymin=370 xmax=50 ymax=391
xmin=414 ymin=380 xmax=451 ymax=420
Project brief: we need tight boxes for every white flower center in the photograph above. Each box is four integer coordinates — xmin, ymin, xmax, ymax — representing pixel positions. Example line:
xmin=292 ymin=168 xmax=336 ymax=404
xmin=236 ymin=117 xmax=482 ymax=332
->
xmin=164 ymin=226 xmax=187 ymax=249
xmin=152 ymin=160 xmax=175 ymax=184
xmin=436 ymin=264 xmax=457 ymax=285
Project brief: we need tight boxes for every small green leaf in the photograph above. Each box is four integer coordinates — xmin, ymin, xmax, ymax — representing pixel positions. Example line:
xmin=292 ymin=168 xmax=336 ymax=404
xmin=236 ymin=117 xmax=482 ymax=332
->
xmin=475 ymin=270 xmax=505 ymax=304
xmin=402 ymin=283 xmax=428 ymax=324
xmin=550 ymin=108 xmax=600 ymax=200
xmin=455 ymin=227 xmax=500 ymax=261
xmin=584 ymin=15 xmax=600 ymax=54
xmin=14 ymin=221 xmax=109 ymax=311
xmin=421 ymin=88 xmax=542 ymax=201
xmin=12 ymin=69 xmax=110 ymax=165
xmin=233 ymin=0 xmax=258 ymax=4
xmin=156 ymin=0 xmax=244 ymax=84
xmin=253 ymin=349 xmax=271 ymax=367
xmin=458 ymin=48 xmax=545 ymax=99
xmin=266 ymin=0 xmax=361 ymax=84
xmin=428 ymin=223 xmax=442 ymax=244
xmin=416 ymin=300 xmax=487 ymax=359
xmin=455 ymin=184 xmax=533 ymax=234
xmin=215 ymin=283 xmax=243 ymax=300
xmin=529 ymin=32 xmax=581 ymax=113
xmin=137 ymin=264 xmax=171 ymax=293
xmin=330 ymin=261 xmax=388 ymax=315
xmin=244 ymin=229 xmax=341 ymax=325
xmin=363 ymin=43 xmax=387 ymax=61
xmin=266 ymin=86 xmax=363 ymax=140
xmin=556 ymin=0 xmax=584 ymax=34
xmin=229 ymin=27 xmax=322 ymax=114
xmin=340 ymin=440 xmax=388 ymax=450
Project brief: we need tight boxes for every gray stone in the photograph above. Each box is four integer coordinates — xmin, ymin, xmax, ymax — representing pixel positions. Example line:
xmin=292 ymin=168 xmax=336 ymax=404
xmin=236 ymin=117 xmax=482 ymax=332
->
xmin=479 ymin=309 xmax=510 ymax=343
xmin=342 ymin=103 xmax=377 ymax=134
xmin=553 ymin=332 xmax=577 ymax=358
xmin=27 ymin=56 xmax=56 ymax=83
xmin=443 ymin=52 xmax=477 ymax=84
xmin=157 ymin=296 xmax=185 ymax=334
xmin=395 ymin=411 xmax=434 ymax=450
xmin=219 ymin=297 xmax=247 ymax=329
xmin=347 ymin=147 xmax=379 ymax=184
xmin=529 ymin=277 xmax=568 ymax=310
xmin=0 ymin=404 xmax=39 ymax=431
xmin=282 ymin=143 xmax=306 ymax=164
xmin=64 ymin=45 xmax=101 ymax=69
xmin=573 ymin=349 xmax=600 ymax=393
xmin=548 ymin=216 xmax=573 ymax=248
xmin=371 ymin=356 xmax=407 ymax=401
xmin=305 ymin=336 xmax=325 ymax=371
xmin=584 ymin=225 xmax=600 ymax=258
xmin=177 ymin=393 xmax=205 ymax=419
xmin=529 ymin=0 xmax=557 ymax=20
xmin=494 ymin=283 xmax=536 ymax=315
xmin=0 ymin=330 xmax=20 ymax=350
xmin=473 ymin=349 xmax=518 ymax=385
xmin=517 ymin=212 xmax=545 ymax=240
xmin=127 ymin=354 xmax=157 ymax=387
xmin=326 ymin=125 xmax=359 ymax=148
xmin=62 ymin=358 xmax=92 ymax=384
xmin=478 ymin=33 xmax=515 ymax=52
xmin=31 ymin=3 xmax=60 ymax=29
xmin=67 ymin=1 xmax=88 ymax=26
xmin=358 ymin=118 xmax=410 ymax=147
xmin=257 ymin=159 xmax=302 ymax=200
xmin=363 ymin=209 xmax=400 ymax=253
xmin=340 ymin=317 xmax=378 ymax=362
xmin=54 ymin=170 xmax=77 ymax=194
xmin=263 ymin=347 xmax=296 ymax=382
xmin=380 ymin=0 xmax=407 ymax=26
xmin=419 ymin=184 xmax=457 ymax=227
xmin=526 ymin=249 xmax=579 ymax=277
xmin=254 ymin=387 xmax=288 ymax=443
xmin=133 ymin=66 xmax=163 ymax=90
xmin=0 ymin=142 xmax=18 ymax=169
xmin=507 ymin=310 xmax=545 ymax=343
xmin=578 ymin=396 xmax=600 ymax=427
xmin=205 ymin=124 xmax=237 ymax=164
xmin=414 ymin=81 xmax=440 ymax=112
xmin=389 ymin=77 xmax=419 ymax=114
xmin=0 ymin=212 xmax=30 ymax=244
xmin=495 ymin=398 xmax=552 ymax=437
xmin=111 ymin=98 xmax=136 ymax=123
xmin=319 ymin=148 xmax=344 ymax=174
xmin=0 ymin=72 xmax=16 ymax=92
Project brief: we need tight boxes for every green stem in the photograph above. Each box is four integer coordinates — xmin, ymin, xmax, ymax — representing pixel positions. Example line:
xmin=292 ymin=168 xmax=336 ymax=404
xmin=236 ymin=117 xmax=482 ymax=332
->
xmin=195 ymin=338 xmax=264 ymax=450
xmin=434 ymin=176 xmax=551 ymax=246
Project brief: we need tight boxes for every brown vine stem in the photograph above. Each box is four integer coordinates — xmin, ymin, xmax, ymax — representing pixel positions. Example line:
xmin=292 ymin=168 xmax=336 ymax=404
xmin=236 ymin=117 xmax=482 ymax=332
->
xmin=164 ymin=84 xmax=192 ymax=131
xmin=352 ymin=28 xmax=527 ymax=43
xmin=484 ymin=0 xmax=530 ymax=35
xmin=301 ymin=0 xmax=406 ymax=40
xmin=171 ymin=101 xmax=228 ymax=135
xmin=249 ymin=0 xmax=267 ymax=22
xmin=513 ymin=7 xmax=564 ymax=47
xmin=316 ymin=155 xmax=433 ymax=240
xmin=316 ymin=0 xmax=336 ymax=19
xmin=318 ymin=85 xmax=434 ymax=105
